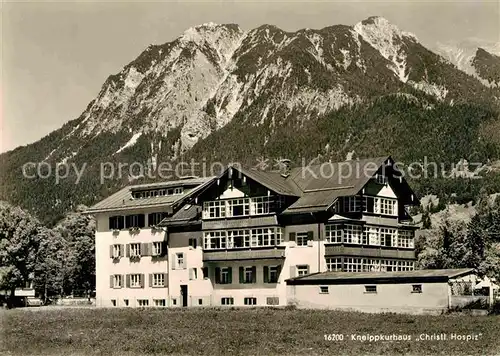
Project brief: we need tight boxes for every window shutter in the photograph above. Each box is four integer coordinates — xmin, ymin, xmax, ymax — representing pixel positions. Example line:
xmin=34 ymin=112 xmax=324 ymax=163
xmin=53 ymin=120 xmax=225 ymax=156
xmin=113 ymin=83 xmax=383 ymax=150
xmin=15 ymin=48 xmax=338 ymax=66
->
xmin=264 ymin=266 xmax=269 ymax=283
xmin=126 ymin=274 xmax=130 ymax=288
xmin=138 ymin=214 xmax=145 ymax=228
xmin=149 ymin=274 xmax=153 ymax=288
xmin=289 ymin=232 xmax=296 ymax=242
xmin=239 ymin=267 xmax=244 ymax=283
xmin=227 ymin=267 xmax=232 ymax=284
xmin=126 ymin=244 xmax=130 ymax=257
xmin=183 ymin=253 xmax=187 ymax=269
xmin=306 ymin=265 xmax=310 ymax=274
xmin=252 ymin=266 xmax=257 ymax=283
xmin=161 ymin=241 xmax=168 ymax=257
xmin=140 ymin=274 xmax=145 ymax=288
xmin=109 ymin=245 xmax=114 ymax=258
xmin=307 ymin=231 xmax=314 ymax=241
xmin=109 ymin=217 xmax=113 ymax=230
xmin=141 ymin=243 xmax=149 ymax=256
xmin=290 ymin=266 xmax=296 ymax=278
xmin=119 ymin=244 xmax=124 ymax=257
xmin=148 ymin=213 xmax=154 ymax=227
xmin=163 ymin=273 xmax=168 ymax=287
xmin=277 ymin=265 xmax=282 ymax=280
xmin=118 ymin=216 xmax=124 ymax=229
xmin=120 ymin=275 xmax=124 ymax=288
xmin=109 ymin=275 xmax=114 ymax=288
xmin=215 ymin=267 xmax=221 ymax=284
xmin=189 ymin=268 xmax=194 ymax=280
xmin=202 ymin=267 xmax=209 ymax=279
xmin=171 ymin=255 xmax=176 ymax=270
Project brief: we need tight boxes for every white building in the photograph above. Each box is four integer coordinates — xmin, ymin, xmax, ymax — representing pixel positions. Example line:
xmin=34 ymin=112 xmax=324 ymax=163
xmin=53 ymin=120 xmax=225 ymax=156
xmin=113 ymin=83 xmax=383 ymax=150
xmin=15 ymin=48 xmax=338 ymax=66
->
xmin=88 ymin=156 xmax=421 ymax=308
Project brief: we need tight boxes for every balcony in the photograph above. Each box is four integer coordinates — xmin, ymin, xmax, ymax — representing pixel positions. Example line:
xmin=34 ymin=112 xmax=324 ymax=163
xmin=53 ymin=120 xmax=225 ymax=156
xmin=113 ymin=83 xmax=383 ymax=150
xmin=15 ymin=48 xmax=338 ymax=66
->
xmin=325 ymin=245 xmax=415 ymax=260
xmin=203 ymin=247 xmax=286 ymax=262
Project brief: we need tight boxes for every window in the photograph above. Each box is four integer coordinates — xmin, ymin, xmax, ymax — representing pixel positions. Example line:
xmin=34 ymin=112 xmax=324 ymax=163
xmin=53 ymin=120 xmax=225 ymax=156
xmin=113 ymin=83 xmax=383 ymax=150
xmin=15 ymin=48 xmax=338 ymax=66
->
xmin=109 ymin=216 xmax=125 ymax=230
xmin=189 ymin=238 xmax=197 ymax=249
xmin=130 ymin=243 xmax=141 ymax=257
xmin=112 ymin=274 xmax=123 ymax=288
xmin=365 ymin=285 xmax=377 ymax=293
xmin=382 ymin=259 xmax=398 ymax=272
xmin=216 ymin=267 xmax=232 ymax=284
xmin=325 ymin=225 xmax=342 ymax=243
xmin=344 ymin=196 xmax=362 ymax=212
xmin=380 ymin=228 xmax=396 ymax=247
xmin=326 ymin=258 xmax=342 ymax=272
xmin=176 ymin=253 xmax=185 ymax=269
xmin=172 ymin=298 xmax=177 ymax=306
xmin=266 ymin=297 xmax=279 ymax=305
xmin=241 ymin=266 xmax=255 ymax=284
xmin=244 ymin=297 xmax=257 ymax=306
xmin=296 ymin=232 xmax=309 ymax=246
xmin=112 ymin=244 xmax=121 ymax=258
xmin=228 ymin=198 xmax=249 ymax=217
xmin=203 ymin=231 xmax=226 ymax=250
xmin=344 ymin=225 xmax=364 ymax=244
xmin=130 ymin=274 xmax=142 ymax=288
xmin=252 ymin=196 xmax=271 ymax=215
xmin=365 ymin=226 xmax=380 ymax=245
xmin=319 ymin=286 xmax=329 ymax=294
xmin=111 ymin=299 xmax=117 ymax=306
xmin=398 ymin=230 xmax=414 ymax=248
xmin=124 ymin=299 xmax=129 ymax=306
xmin=221 ymin=297 xmax=234 ymax=305
xmin=152 ymin=273 xmax=165 ymax=287
xmin=189 ymin=268 xmax=198 ymax=280
xmin=364 ymin=196 xmax=375 ymax=213
xmin=364 ymin=259 xmax=382 ymax=272
xmin=151 ymin=242 xmax=163 ymax=257
xmin=296 ymin=265 xmax=309 ymax=276
xmin=345 ymin=258 xmax=363 ymax=272
xmin=203 ymin=200 xmax=226 ymax=219
xmin=379 ymin=198 xmax=396 ymax=216
xmin=412 ymin=284 xmax=422 ymax=293
xmin=125 ymin=214 xmax=145 ymax=228
xmin=265 ymin=266 xmax=280 ymax=283
xmin=154 ymin=299 xmax=166 ymax=307
xmin=148 ymin=212 xmax=167 ymax=227
xmin=137 ymin=299 xmax=149 ymax=307
xmin=174 ymin=187 xmax=183 ymax=195
xmin=198 ymin=299 xmax=203 ymax=306
xmin=398 ymin=260 xmax=414 ymax=271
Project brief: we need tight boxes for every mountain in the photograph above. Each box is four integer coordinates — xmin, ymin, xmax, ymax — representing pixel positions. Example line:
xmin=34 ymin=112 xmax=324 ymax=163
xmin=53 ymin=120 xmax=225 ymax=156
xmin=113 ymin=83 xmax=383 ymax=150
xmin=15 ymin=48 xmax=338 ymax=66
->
xmin=2 ymin=16 xmax=500 ymax=225
xmin=434 ymin=39 xmax=500 ymax=87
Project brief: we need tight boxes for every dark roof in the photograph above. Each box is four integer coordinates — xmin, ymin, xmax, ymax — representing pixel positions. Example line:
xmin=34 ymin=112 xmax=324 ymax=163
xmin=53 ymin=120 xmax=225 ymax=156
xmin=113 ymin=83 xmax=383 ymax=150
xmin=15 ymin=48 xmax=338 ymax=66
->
xmin=235 ymin=166 xmax=300 ymax=196
xmin=158 ymin=204 xmax=201 ymax=227
xmin=286 ymin=268 xmax=475 ymax=285
xmin=86 ymin=177 xmax=215 ymax=213
xmin=282 ymin=157 xmax=390 ymax=214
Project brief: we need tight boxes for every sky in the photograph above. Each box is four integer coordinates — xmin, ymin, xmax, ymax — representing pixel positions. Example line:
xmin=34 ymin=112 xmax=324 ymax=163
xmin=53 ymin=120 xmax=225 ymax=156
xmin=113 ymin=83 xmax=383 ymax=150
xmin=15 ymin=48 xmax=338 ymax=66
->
xmin=1 ymin=0 xmax=499 ymax=153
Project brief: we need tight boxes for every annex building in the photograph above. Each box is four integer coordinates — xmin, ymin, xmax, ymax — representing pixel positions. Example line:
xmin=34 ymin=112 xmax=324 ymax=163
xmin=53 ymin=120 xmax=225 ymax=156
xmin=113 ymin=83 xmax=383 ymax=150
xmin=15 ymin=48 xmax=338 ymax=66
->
xmin=88 ymin=156 xmax=422 ymax=308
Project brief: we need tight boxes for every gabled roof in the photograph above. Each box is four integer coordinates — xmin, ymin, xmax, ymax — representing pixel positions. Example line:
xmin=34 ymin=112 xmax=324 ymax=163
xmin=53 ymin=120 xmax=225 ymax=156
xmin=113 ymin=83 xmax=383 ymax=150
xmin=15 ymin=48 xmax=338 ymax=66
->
xmin=282 ymin=156 xmax=390 ymax=214
xmin=86 ymin=177 xmax=215 ymax=213
xmin=286 ymin=268 xmax=475 ymax=285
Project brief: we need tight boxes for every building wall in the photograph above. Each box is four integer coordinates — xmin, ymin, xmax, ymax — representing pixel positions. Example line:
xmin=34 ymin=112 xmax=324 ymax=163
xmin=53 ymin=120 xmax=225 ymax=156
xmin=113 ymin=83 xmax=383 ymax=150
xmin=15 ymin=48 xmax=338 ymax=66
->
xmin=95 ymin=224 xmax=169 ymax=307
xmin=287 ymin=282 xmax=450 ymax=314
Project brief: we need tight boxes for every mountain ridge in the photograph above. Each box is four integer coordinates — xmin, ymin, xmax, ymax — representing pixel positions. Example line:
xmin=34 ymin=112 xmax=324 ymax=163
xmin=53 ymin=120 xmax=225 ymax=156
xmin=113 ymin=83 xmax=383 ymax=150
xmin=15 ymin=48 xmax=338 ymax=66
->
xmin=1 ymin=16 xmax=500 ymax=225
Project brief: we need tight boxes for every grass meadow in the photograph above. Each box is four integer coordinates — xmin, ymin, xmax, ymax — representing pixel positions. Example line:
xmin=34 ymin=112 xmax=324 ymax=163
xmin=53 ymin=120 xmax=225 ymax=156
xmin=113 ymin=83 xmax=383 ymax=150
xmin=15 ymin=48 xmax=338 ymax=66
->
xmin=1 ymin=307 xmax=499 ymax=355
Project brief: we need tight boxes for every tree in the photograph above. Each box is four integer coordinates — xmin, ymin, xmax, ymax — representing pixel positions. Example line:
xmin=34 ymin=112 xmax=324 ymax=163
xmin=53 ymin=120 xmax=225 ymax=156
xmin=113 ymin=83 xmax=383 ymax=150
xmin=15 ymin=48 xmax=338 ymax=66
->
xmin=0 ymin=202 xmax=41 ymax=299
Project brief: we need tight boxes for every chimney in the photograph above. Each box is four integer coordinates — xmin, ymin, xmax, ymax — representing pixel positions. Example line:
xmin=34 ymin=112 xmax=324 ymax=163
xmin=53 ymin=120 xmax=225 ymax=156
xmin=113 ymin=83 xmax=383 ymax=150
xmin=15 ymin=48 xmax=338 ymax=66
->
xmin=280 ymin=159 xmax=291 ymax=178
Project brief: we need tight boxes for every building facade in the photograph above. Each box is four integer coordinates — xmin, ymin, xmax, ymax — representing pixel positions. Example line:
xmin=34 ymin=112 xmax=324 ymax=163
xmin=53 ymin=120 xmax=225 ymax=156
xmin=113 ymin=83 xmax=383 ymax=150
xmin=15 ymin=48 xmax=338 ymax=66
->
xmin=89 ymin=156 xmax=420 ymax=308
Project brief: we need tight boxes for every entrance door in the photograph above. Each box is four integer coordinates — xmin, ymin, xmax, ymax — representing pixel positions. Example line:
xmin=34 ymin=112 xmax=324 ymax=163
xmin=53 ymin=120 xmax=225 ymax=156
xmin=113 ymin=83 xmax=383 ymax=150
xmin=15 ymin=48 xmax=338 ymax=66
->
xmin=180 ymin=285 xmax=188 ymax=307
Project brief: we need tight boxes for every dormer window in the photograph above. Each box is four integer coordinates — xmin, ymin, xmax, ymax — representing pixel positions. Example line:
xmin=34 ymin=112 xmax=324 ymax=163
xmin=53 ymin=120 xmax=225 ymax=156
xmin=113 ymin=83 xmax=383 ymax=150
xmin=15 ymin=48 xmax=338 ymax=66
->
xmin=174 ymin=187 xmax=183 ymax=195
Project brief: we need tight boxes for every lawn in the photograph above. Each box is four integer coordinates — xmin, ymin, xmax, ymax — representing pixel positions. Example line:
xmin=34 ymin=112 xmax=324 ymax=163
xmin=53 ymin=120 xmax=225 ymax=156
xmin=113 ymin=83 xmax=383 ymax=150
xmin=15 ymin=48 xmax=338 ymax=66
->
xmin=1 ymin=307 xmax=499 ymax=355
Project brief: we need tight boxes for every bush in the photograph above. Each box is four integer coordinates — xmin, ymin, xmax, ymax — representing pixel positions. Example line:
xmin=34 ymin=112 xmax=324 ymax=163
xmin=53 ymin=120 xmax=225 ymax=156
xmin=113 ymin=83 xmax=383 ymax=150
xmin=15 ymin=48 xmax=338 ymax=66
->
xmin=489 ymin=300 xmax=500 ymax=315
